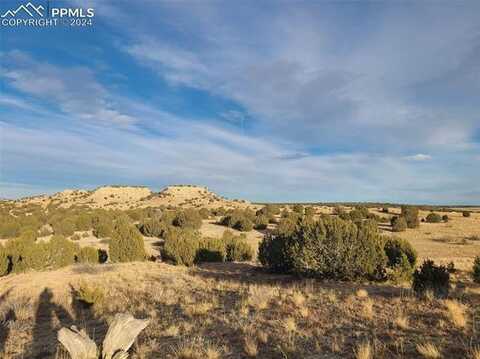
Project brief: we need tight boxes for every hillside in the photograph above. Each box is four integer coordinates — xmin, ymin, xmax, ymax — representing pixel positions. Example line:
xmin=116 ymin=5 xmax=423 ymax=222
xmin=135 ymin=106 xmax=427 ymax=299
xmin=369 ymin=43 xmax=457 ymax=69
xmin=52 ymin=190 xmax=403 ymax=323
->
xmin=13 ymin=185 xmax=250 ymax=210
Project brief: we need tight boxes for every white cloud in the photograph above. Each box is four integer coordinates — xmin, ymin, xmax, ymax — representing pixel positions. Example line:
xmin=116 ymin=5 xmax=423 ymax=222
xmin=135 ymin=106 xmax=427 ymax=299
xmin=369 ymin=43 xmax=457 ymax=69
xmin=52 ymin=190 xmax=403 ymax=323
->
xmin=405 ymin=154 xmax=432 ymax=161
xmin=2 ymin=117 xmax=479 ymax=203
xmin=1 ymin=51 xmax=136 ymax=126
xmin=120 ymin=2 xmax=480 ymax=150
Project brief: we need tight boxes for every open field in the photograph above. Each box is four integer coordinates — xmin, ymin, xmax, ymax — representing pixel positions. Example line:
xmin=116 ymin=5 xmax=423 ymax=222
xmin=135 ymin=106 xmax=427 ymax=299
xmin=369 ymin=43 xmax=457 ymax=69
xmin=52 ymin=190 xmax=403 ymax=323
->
xmin=2 ymin=261 xmax=480 ymax=358
xmin=1 ymin=186 xmax=480 ymax=358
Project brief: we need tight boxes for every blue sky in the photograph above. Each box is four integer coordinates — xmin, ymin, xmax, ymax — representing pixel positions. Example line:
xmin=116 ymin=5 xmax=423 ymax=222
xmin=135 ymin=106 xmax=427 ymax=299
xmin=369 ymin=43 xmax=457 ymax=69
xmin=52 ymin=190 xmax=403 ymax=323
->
xmin=1 ymin=0 xmax=479 ymax=204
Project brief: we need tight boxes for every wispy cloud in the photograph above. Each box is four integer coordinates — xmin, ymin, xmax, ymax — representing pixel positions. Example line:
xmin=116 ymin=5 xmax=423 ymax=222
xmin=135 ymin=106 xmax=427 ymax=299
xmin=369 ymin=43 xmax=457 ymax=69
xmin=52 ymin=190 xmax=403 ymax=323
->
xmin=405 ymin=154 xmax=432 ymax=161
xmin=1 ymin=1 xmax=479 ymax=203
xmin=120 ymin=2 xmax=480 ymax=151
xmin=1 ymin=51 xmax=136 ymax=126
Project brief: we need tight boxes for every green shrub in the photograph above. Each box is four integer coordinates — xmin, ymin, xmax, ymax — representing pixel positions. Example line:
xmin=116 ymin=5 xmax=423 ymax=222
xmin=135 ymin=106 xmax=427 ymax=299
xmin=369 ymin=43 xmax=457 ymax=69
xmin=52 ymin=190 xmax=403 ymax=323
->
xmin=259 ymin=217 xmax=386 ymax=280
xmin=173 ymin=209 xmax=202 ymax=229
xmin=0 ymin=217 xmax=21 ymax=238
xmin=391 ymin=216 xmax=407 ymax=232
xmin=138 ymin=218 xmax=166 ymax=237
xmin=4 ymin=235 xmax=37 ymax=273
xmin=196 ymin=237 xmax=226 ymax=262
xmin=384 ymin=237 xmax=417 ymax=267
xmin=18 ymin=228 xmax=37 ymax=242
xmin=292 ymin=204 xmax=304 ymax=214
xmin=92 ymin=212 xmax=114 ymax=238
xmin=109 ymin=223 xmax=146 ymax=263
xmin=472 ymin=256 xmax=480 ymax=283
xmin=426 ymin=213 xmax=442 ymax=223
xmin=332 ymin=206 xmax=345 ymax=216
xmin=341 ymin=209 xmax=362 ymax=222
xmin=93 ymin=222 xmax=113 ymax=238
xmin=442 ymin=214 xmax=449 ymax=222
xmin=220 ymin=210 xmax=254 ymax=232
xmin=76 ymin=281 xmax=105 ymax=307
xmin=126 ymin=209 xmax=145 ymax=222
xmin=75 ymin=213 xmax=92 ymax=231
xmin=0 ymin=245 xmax=8 ymax=276
xmin=162 ymin=228 xmax=200 ymax=266
xmin=258 ymin=233 xmax=290 ymax=273
xmin=354 ymin=206 xmax=370 ymax=218
xmin=254 ymin=215 xmax=269 ymax=230
xmin=44 ymin=235 xmax=79 ymax=269
xmin=7 ymin=235 xmax=79 ymax=272
xmin=38 ymin=226 xmax=53 ymax=237
xmin=304 ymin=206 xmax=315 ymax=217
xmin=213 ymin=207 xmax=226 ymax=216
xmin=463 ymin=211 xmax=471 ymax=218
xmin=52 ymin=217 xmax=76 ymax=236
xmin=234 ymin=217 xmax=253 ymax=232
xmin=222 ymin=231 xmax=253 ymax=262
xmin=77 ymin=246 xmax=100 ymax=264
xmin=412 ymin=260 xmax=450 ymax=298
xmin=388 ymin=253 xmax=414 ymax=283
xmin=401 ymin=206 xmax=419 ymax=228
xmin=199 ymin=208 xmax=210 ymax=219
xmin=384 ymin=237 xmax=416 ymax=283
xmin=275 ymin=216 xmax=299 ymax=236
xmin=257 ymin=204 xmax=280 ymax=216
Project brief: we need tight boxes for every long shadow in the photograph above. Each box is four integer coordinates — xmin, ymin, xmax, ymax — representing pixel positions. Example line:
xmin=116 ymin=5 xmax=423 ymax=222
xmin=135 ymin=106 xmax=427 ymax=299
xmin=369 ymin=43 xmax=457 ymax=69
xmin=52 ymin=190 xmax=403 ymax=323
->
xmin=27 ymin=288 xmax=74 ymax=359
xmin=69 ymin=285 xmax=108 ymax=342
xmin=192 ymin=262 xmax=297 ymax=285
xmin=191 ymin=262 xmax=408 ymax=299
xmin=0 ymin=289 xmax=15 ymax=354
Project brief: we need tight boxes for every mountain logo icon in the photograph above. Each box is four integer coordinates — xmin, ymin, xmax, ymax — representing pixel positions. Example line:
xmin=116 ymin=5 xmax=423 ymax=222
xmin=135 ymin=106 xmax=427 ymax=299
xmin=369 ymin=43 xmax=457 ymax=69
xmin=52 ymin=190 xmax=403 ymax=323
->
xmin=1 ymin=2 xmax=44 ymax=18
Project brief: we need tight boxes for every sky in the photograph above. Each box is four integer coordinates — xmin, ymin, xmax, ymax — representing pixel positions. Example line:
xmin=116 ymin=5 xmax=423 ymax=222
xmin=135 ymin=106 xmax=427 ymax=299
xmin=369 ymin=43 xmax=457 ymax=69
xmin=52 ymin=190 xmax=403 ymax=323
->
xmin=0 ymin=0 xmax=479 ymax=204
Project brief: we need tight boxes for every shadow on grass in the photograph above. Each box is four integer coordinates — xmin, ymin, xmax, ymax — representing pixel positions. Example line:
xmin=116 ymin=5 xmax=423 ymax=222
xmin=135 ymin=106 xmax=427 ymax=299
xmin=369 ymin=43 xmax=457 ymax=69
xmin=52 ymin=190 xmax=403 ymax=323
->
xmin=191 ymin=261 xmax=410 ymax=299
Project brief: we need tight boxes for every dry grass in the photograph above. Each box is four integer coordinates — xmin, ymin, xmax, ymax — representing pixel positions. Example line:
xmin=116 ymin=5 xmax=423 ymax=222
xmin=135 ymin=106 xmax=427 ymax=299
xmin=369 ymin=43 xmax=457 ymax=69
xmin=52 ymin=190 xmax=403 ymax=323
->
xmin=355 ymin=341 xmax=373 ymax=359
xmin=244 ymin=336 xmax=258 ymax=357
xmin=174 ymin=337 xmax=222 ymax=359
xmin=444 ymin=299 xmax=467 ymax=329
xmin=360 ymin=298 xmax=374 ymax=320
xmin=373 ymin=209 xmax=480 ymax=271
xmin=183 ymin=301 xmax=215 ymax=317
xmin=247 ymin=285 xmax=278 ymax=310
xmin=471 ymin=346 xmax=480 ymax=359
xmin=290 ymin=290 xmax=306 ymax=307
xmin=356 ymin=289 xmax=369 ymax=298
xmin=1 ymin=256 xmax=480 ymax=358
xmin=256 ymin=330 xmax=268 ymax=344
xmin=417 ymin=343 xmax=441 ymax=358
xmin=164 ymin=324 xmax=180 ymax=337
xmin=394 ymin=313 xmax=409 ymax=330
xmin=282 ymin=317 xmax=297 ymax=333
